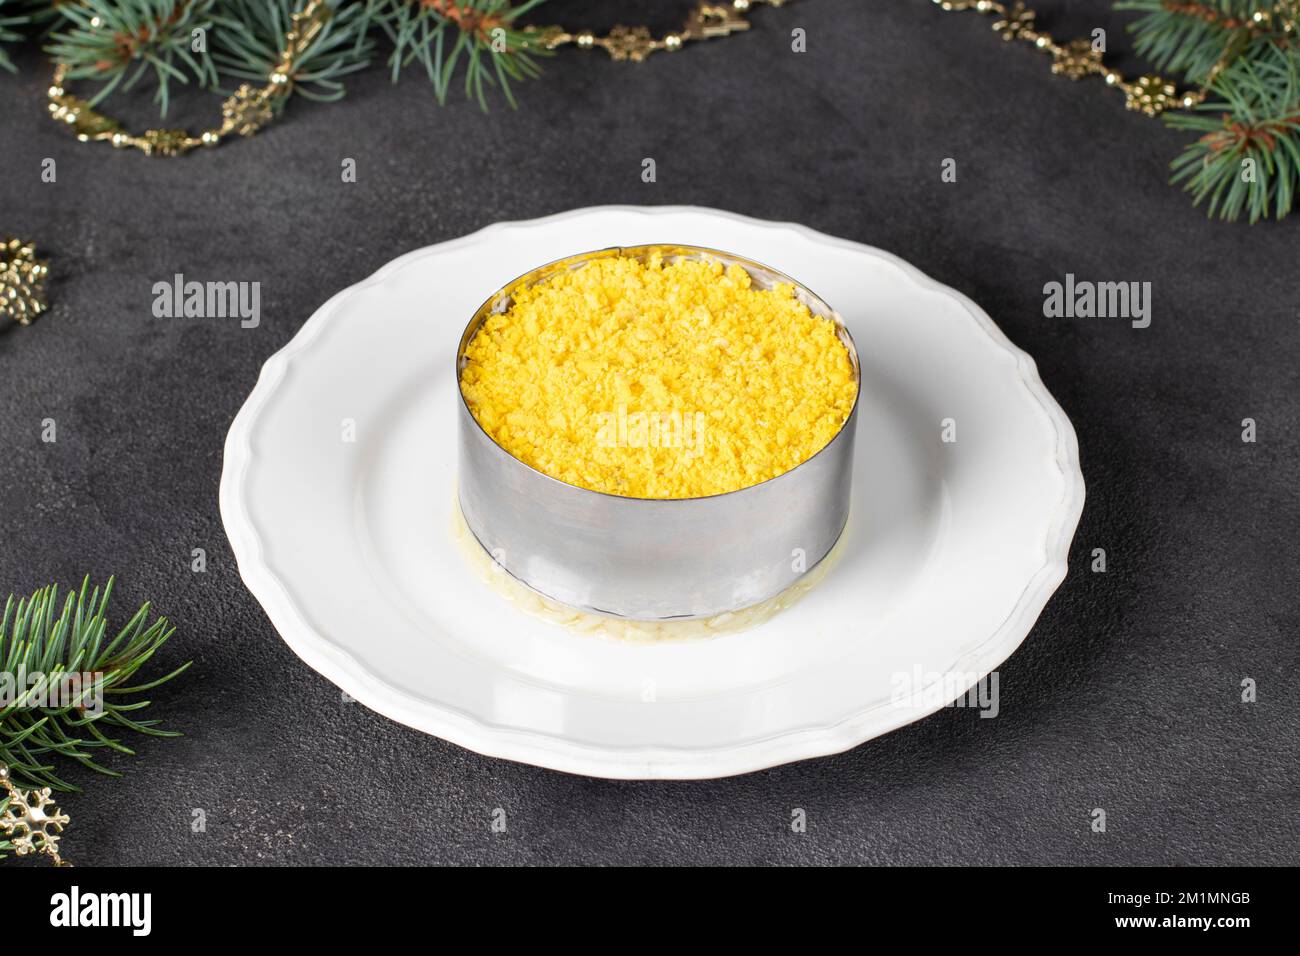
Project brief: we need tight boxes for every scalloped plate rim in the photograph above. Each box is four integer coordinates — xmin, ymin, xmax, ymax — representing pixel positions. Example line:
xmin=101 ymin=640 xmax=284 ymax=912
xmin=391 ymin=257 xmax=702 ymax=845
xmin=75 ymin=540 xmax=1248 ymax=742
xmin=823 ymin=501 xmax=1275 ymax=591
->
xmin=218 ymin=205 xmax=1085 ymax=779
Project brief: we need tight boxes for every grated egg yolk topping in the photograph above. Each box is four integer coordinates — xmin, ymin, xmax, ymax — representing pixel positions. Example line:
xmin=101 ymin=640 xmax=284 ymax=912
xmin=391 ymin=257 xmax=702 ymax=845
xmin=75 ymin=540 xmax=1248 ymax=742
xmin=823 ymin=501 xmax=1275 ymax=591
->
xmin=459 ymin=254 xmax=857 ymax=499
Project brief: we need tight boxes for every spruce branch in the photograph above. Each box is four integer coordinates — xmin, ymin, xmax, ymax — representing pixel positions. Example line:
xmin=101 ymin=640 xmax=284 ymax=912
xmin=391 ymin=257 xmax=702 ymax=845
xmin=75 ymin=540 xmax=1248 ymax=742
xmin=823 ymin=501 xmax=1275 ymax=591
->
xmin=0 ymin=577 xmax=191 ymax=793
xmin=1117 ymin=1 xmax=1300 ymax=220
xmin=34 ymin=0 xmax=556 ymax=116
xmin=212 ymin=0 xmax=376 ymax=104
xmin=1166 ymin=42 xmax=1300 ymax=220
xmin=1117 ymin=0 xmax=1288 ymax=83
xmin=379 ymin=0 xmax=551 ymax=109
xmin=45 ymin=0 xmax=220 ymax=115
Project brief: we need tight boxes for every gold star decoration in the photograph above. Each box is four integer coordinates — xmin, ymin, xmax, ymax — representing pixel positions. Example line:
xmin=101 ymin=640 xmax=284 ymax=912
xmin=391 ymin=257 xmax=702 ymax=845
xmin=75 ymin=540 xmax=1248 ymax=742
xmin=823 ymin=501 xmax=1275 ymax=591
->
xmin=1125 ymin=74 xmax=1178 ymax=116
xmin=0 ymin=764 xmax=71 ymax=865
xmin=0 ymin=237 xmax=50 ymax=326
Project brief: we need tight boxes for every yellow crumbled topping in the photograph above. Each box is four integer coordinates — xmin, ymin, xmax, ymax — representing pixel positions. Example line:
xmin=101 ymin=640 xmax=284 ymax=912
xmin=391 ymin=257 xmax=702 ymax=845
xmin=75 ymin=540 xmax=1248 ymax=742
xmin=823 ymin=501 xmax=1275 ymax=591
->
xmin=459 ymin=254 xmax=857 ymax=499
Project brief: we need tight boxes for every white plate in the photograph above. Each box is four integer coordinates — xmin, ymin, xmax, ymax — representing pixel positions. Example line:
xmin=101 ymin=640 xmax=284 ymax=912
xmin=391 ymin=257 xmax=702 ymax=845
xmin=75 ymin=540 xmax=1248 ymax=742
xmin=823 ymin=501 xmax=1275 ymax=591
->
xmin=220 ymin=206 xmax=1084 ymax=779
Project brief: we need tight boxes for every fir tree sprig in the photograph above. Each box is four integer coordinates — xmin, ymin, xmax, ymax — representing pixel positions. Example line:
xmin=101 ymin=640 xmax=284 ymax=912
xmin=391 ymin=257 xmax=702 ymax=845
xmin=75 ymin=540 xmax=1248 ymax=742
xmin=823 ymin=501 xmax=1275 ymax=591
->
xmin=381 ymin=0 xmax=551 ymax=109
xmin=40 ymin=0 xmax=554 ymax=113
xmin=212 ymin=0 xmax=376 ymax=104
xmin=1167 ymin=43 xmax=1300 ymax=221
xmin=1118 ymin=0 xmax=1272 ymax=83
xmin=0 ymin=577 xmax=191 ymax=793
xmin=1120 ymin=1 xmax=1300 ymax=220
xmin=44 ymin=0 xmax=220 ymax=114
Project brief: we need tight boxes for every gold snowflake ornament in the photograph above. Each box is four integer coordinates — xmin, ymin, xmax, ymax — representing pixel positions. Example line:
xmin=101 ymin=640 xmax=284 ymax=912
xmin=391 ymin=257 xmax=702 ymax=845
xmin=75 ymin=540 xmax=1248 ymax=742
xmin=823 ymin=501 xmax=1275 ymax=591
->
xmin=993 ymin=2 xmax=1035 ymax=41
xmin=1051 ymin=38 xmax=1103 ymax=80
xmin=0 ymin=765 xmax=70 ymax=865
xmin=603 ymin=25 xmax=656 ymax=61
xmin=1125 ymin=75 xmax=1178 ymax=116
xmin=0 ymin=238 xmax=50 ymax=326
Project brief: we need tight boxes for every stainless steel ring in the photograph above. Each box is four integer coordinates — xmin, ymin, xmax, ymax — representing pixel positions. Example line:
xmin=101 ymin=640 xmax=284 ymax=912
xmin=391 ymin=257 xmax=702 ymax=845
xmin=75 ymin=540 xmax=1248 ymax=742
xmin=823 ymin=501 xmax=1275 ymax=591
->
xmin=456 ymin=244 xmax=860 ymax=620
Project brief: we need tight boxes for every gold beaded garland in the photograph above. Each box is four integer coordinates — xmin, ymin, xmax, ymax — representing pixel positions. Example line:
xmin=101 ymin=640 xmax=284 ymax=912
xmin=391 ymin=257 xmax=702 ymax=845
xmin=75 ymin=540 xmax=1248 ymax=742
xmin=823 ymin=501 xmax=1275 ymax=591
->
xmin=47 ymin=0 xmax=790 ymax=157
xmin=48 ymin=0 xmax=1276 ymax=158
xmin=927 ymin=0 xmax=1293 ymax=117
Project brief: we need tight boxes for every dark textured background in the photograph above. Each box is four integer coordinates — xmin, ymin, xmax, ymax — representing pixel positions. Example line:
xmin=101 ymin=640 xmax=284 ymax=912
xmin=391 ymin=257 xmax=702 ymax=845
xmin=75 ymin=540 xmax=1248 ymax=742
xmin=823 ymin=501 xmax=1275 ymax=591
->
xmin=1 ymin=0 xmax=1297 ymax=866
